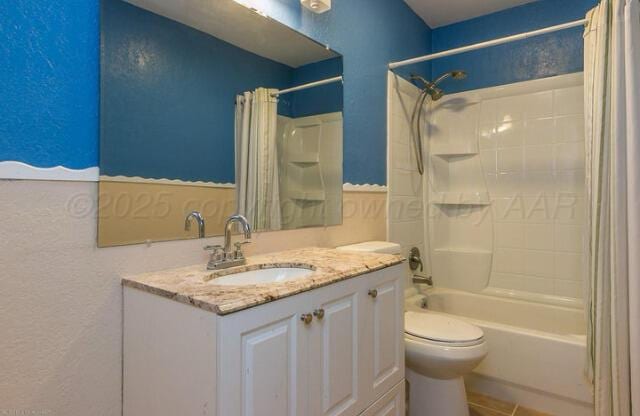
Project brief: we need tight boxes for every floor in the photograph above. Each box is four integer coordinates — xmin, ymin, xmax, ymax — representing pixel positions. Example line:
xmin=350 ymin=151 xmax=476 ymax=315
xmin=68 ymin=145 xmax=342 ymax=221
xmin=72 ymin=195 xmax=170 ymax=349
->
xmin=467 ymin=391 xmax=552 ymax=416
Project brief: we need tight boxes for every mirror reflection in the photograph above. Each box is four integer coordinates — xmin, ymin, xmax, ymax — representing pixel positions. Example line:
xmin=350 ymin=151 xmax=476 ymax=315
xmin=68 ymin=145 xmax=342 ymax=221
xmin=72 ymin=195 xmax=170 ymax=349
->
xmin=99 ymin=0 xmax=344 ymax=247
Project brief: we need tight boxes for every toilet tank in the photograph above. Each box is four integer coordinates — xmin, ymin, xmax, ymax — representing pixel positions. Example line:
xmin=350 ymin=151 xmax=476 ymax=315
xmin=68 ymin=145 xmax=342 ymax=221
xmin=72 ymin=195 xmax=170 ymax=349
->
xmin=336 ymin=241 xmax=402 ymax=255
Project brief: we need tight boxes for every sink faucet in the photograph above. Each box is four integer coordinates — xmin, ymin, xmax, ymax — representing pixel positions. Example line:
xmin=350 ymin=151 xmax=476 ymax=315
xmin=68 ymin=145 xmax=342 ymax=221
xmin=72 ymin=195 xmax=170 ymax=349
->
xmin=205 ymin=215 xmax=252 ymax=270
xmin=224 ymin=214 xmax=252 ymax=253
xmin=185 ymin=211 xmax=205 ymax=238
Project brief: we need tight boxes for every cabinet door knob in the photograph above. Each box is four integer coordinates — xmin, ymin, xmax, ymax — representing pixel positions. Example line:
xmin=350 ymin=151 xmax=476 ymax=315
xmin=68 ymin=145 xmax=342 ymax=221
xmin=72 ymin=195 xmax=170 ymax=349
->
xmin=313 ymin=309 xmax=325 ymax=320
xmin=300 ymin=313 xmax=313 ymax=325
xmin=368 ymin=289 xmax=378 ymax=298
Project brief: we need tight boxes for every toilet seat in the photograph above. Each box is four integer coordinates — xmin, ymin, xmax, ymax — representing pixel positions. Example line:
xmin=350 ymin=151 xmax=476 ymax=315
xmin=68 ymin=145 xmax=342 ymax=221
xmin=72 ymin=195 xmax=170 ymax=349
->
xmin=404 ymin=311 xmax=484 ymax=347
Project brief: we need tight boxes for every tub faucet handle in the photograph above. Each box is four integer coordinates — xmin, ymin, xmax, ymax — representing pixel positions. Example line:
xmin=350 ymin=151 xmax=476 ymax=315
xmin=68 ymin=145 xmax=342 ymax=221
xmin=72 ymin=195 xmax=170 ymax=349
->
xmin=409 ymin=247 xmax=424 ymax=272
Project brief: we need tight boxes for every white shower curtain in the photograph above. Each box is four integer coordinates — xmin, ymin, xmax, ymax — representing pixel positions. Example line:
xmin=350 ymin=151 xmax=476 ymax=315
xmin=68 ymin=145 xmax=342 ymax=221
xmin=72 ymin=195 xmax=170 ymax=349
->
xmin=235 ymin=88 xmax=282 ymax=231
xmin=583 ymin=1 xmax=640 ymax=415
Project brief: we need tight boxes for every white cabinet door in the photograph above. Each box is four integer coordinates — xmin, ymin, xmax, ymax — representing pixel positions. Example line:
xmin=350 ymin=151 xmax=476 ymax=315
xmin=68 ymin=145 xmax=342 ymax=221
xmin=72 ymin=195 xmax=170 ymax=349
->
xmin=360 ymin=381 xmax=405 ymax=416
xmin=308 ymin=278 xmax=363 ymax=416
xmin=362 ymin=265 xmax=405 ymax=404
xmin=217 ymin=292 xmax=313 ymax=416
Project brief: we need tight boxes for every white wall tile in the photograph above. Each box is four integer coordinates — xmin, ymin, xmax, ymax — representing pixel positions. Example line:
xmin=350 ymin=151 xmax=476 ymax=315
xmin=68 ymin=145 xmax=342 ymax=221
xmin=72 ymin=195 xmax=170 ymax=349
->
xmin=525 ymin=144 xmax=555 ymax=171
xmin=554 ymin=252 xmax=584 ymax=281
xmin=525 ymin=117 xmax=555 ymax=145
xmin=390 ymin=168 xmax=422 ymax=197
xmin=494 ymin=248 xmax=525 ymax=274
xmin=497 ymin=147 xmax=524 ymax=172
xmin=495 ymin=222 xmax=525 ymax=248
xmin=554 ymin=224 xmax=583 ymax=253
xmin=496 ymin=96 xmax=525 ymax=122
xmin=554 ymin=115 xmax=584 ymax=143
xmin=553 ymin=87 xmax=584 ymax=116
xmin=478 ymin=124 xmax=497 ymax=149
xmin=525 ymin=250 xmax=555 ymax=278
xmin=524 ymin=91 xmax=553 ymax=119
xmin=496 ymin=121 xmax=524 ymax=147
xmin=555 ymin=142 xmax=585 ymax=170
xmin=525 ymin=223 xmax=554 ymax=250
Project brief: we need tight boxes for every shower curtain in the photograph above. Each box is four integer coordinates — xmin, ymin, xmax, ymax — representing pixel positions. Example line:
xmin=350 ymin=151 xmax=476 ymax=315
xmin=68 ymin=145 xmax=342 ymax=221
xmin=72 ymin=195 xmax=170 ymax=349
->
xmin=584 ymin=1 xmax=640 ymax=415
xmin=235 ymin=88 xmax=282 ymax=231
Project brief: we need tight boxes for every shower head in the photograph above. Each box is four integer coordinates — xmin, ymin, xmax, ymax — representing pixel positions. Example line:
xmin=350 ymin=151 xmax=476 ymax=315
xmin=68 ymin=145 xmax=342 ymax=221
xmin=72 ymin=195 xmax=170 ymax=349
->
xmin=409 ymin=70 xmax=467 ymax=101
xmin=432 ymin=70 xmax=468 ymax=86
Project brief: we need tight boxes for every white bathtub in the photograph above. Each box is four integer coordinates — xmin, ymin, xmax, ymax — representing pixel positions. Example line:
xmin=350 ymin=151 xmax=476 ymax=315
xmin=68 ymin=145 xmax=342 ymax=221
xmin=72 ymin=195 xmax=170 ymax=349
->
xmin=406 ymin=287 xmax=594 ymax=415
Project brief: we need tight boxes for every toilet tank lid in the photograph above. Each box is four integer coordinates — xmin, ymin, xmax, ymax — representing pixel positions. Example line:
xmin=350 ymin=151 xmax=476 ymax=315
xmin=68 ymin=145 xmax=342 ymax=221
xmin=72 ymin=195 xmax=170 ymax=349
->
xmin=336 ymin=241 xmax=402 ymax=255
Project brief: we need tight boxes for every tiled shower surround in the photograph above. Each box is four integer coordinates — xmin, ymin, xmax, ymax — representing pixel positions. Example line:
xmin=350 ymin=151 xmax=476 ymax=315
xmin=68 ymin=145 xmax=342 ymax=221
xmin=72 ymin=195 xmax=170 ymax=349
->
xmin=483 ymin=74 xmax=585 ymax=299
xmin=388 ymin=72 xmax=586 ymax=301
xmin=387 ymin=73 xmax=426 ymax=280
xmin=430 ymin=73 xmax=586 ymax=300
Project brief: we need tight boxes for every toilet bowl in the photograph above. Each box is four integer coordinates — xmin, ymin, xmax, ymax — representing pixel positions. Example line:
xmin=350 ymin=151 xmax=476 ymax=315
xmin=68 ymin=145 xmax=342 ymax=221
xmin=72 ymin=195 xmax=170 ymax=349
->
xmin=404 ymin=310 xmax=488 ymax=416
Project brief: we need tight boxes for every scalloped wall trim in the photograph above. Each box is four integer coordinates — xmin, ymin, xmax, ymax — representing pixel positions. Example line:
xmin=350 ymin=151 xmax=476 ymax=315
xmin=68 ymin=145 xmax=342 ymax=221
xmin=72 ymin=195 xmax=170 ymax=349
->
xmin=100 ymin=175 xmax=235 ymax=188
xmin=0 ymin=163 xmax=388 ymax=191
xmin=343 ymin=183 xmax=387 ymax=192
xmin=0 ymin=161 xmax=99 ymax=181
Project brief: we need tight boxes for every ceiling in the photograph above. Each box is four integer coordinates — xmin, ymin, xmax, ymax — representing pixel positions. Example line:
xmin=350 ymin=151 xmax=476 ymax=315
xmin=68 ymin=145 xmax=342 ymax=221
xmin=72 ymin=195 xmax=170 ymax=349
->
xmin=404 ymin=0 xmax=538 ymax=28
xmin=124 ymin=0 xmax=338 ymax=68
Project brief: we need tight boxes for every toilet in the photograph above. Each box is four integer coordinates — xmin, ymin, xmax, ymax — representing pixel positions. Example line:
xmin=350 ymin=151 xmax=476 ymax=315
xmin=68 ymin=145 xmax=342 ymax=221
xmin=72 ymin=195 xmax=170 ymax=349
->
xmin=337 ymin=241 xmax=488 ymax=416
xmin=404 ymin=310 xmax=488 ymax=416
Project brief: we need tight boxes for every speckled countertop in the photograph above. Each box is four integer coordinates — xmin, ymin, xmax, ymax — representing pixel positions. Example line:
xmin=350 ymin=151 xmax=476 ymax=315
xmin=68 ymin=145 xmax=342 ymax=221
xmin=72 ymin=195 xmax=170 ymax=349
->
xmin=122 ymin=247 xmax=404 ymax=315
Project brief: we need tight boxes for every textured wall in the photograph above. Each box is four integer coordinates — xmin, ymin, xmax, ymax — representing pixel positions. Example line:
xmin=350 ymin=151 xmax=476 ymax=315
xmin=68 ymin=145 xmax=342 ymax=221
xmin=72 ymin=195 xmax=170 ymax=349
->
xmin=101 ymin=0 xmax=341 ymax=183
xmin=239 ymin=0 xmax=433 ymax=185
xmin=430 ymin=0 xmax=598 ymax=93
xmin=0 ymin=1 xmax=99 ymax=170
xmin=1 ymin=0 xmax=431 ymax=185
xmin=0 ymin=180 xmax=386 ymax=415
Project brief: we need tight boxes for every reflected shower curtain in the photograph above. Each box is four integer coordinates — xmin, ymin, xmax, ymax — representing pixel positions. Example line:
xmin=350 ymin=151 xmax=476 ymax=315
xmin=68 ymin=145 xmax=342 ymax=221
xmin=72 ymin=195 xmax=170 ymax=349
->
xmin=584 ymin=1 xmax=640 ymax=415
xmin=235 ymin=88 xmax=282 ymax=231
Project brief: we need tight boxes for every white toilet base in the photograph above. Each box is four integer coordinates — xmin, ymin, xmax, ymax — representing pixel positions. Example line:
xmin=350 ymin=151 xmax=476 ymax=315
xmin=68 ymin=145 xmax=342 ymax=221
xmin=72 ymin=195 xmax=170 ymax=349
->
xmin=407 ymin=368 xmax=469 ymax=416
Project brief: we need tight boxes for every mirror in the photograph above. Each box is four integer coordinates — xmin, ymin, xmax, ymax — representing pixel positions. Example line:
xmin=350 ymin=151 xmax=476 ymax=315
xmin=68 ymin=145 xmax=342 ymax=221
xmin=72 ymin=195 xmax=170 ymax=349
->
xmin=99 ymin=0 xmax=343 ymax=247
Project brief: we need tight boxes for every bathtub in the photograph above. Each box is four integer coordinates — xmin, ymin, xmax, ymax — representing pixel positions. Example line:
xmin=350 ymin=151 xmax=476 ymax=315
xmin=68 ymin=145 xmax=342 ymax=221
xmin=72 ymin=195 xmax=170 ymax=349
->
xmin=406 ymin=287 xmax=594 ymax=415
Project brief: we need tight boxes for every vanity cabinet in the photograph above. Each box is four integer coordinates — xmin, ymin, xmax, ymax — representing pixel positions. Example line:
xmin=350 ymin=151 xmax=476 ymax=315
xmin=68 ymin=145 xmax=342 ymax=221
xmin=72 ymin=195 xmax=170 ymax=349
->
xmin=124 ymin=264 xmax=404 ymax=416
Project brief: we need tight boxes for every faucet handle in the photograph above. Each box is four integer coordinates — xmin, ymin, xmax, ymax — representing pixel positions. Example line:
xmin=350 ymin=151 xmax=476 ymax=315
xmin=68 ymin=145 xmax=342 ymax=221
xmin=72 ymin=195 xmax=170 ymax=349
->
xmin=204 ymin=244 xmax=223 ymax=252
xmin=204 ymin=245 xmax=224 ymax=263
xmin=233 ymin=241 xmax=251 ymax=259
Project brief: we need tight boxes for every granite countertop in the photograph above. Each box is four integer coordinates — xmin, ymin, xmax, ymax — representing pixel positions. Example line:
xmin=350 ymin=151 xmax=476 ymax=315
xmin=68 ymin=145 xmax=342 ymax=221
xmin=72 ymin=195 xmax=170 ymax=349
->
xmin=122 ymin=247 xmax=404 ymax=315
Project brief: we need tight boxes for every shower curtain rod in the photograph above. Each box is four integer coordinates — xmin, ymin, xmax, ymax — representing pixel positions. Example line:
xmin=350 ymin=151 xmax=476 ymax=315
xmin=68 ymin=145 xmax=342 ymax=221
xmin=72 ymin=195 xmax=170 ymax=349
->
xmin=388 ymin=18 xmax=588 ymax=69
xmin=271 ymin=76 xmax=343 ymax=97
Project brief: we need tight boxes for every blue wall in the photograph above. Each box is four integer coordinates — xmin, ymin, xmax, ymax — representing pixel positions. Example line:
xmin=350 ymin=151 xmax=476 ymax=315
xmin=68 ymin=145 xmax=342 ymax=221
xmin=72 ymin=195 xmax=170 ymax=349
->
xmin=429 ymin=0 xmax=597 ymax=94
xmin=1 ymin=0 xmax=431 ymax=186
xmin=101 ymin=0 xmax=341 ymax=183
xmin=0 ymin=1 xmax=99 ymax=170
xmin=242 ymin=0 xmax=433 ymax=185
xmin=102 ymin=0 xmax=291 ymax=183
xmin=1 ymin=0 xmax=597 ymax=185
xmin=287 ymin=57 xmax=343 ymax=118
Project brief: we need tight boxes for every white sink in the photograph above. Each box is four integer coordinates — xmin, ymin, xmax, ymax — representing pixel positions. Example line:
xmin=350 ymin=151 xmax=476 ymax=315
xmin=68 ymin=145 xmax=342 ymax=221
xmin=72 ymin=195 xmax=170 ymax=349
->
xmin=209 ymin=267 xmax=314 ymax=286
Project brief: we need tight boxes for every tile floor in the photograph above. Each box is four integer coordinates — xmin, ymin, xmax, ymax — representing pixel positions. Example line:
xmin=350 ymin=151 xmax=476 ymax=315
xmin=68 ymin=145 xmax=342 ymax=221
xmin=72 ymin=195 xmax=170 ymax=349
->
xmin=467 ymin=391 xmax=552 ymax=416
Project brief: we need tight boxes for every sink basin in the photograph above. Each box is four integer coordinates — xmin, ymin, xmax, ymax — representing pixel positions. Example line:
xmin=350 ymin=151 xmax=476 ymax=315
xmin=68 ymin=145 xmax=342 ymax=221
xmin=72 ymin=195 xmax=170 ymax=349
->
xmin=209 ymin=267 xmax=314 ymax=286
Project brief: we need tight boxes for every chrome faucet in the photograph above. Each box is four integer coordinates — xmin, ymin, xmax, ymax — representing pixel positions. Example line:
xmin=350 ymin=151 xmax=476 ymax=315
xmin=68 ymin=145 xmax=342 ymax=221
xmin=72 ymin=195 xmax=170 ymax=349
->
xmin=184 ymin=211 xmax=205 ymax=238
xmin=205 ymin=214 xmax=252 ymax=270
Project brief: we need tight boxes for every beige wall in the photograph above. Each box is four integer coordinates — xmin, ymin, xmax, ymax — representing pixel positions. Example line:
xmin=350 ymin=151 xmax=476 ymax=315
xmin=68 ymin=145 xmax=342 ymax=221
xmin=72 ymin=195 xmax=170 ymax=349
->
xmin=0 ymin=179 xmax=385 ymax=415
xmin=98 ymin=181 xmax=236 ymax=247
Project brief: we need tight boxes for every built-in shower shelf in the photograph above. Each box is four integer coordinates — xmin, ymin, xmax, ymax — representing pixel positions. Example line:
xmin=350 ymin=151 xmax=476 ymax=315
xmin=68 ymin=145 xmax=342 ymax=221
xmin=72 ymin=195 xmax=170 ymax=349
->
xmin=431 ymin=141 xmax=478 ymax=157
xmin=288 ymin=152 xmax=320 ymax=165
xmin=430 ymin=191 xmax=490 ymax=205
xmin=432 ymin=151 xmax=478 ymax=158
xmin=289 ymin=189 xmax=325 ymax=202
